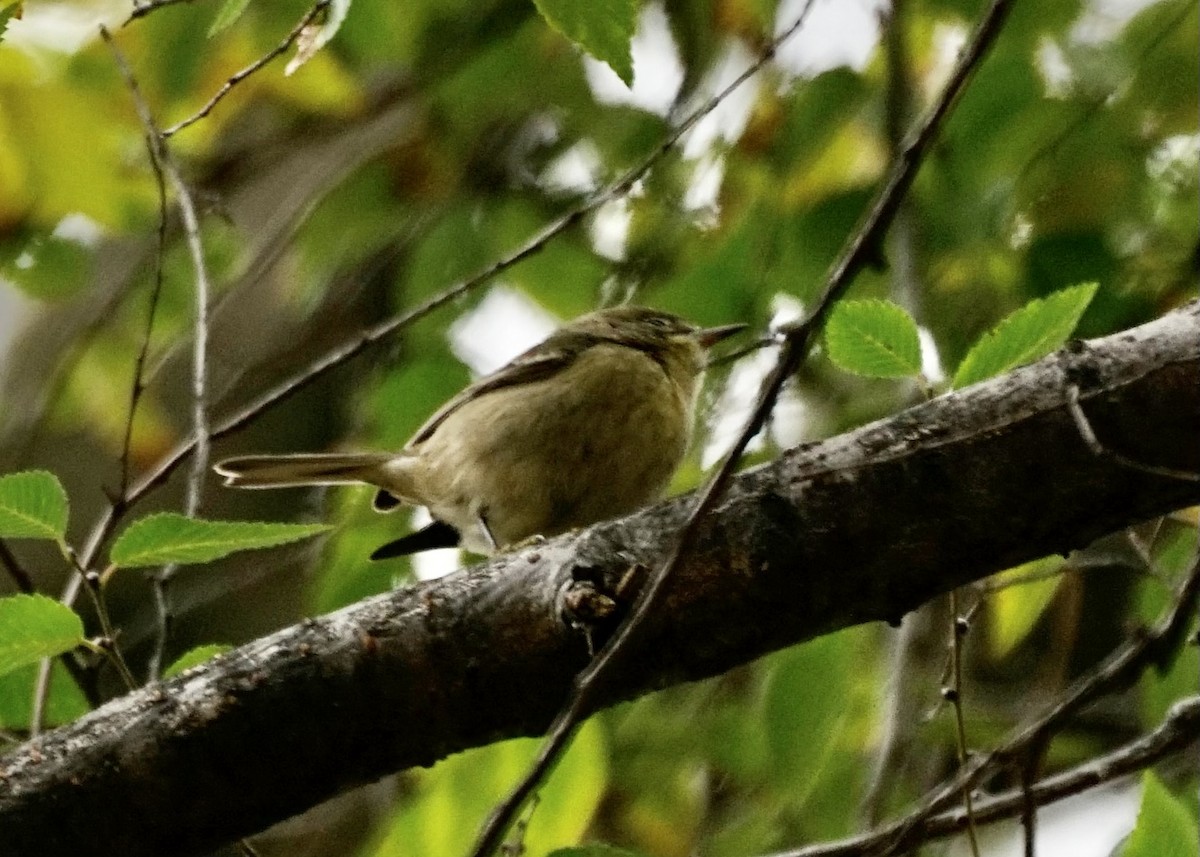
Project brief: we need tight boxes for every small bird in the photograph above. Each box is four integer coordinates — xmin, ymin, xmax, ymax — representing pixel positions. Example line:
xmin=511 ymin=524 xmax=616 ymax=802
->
xmin=214 ymin=305 xmax=744 ymax=558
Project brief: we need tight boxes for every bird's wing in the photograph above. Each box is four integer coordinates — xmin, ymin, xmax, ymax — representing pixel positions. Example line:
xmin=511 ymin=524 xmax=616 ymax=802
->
xmin=407 ymin=332 xmax=596 ymax=446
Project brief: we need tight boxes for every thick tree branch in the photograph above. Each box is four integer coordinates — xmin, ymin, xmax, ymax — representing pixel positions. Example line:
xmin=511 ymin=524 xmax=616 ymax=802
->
xmin=1 ymin=301 xmax=1197 ymax=857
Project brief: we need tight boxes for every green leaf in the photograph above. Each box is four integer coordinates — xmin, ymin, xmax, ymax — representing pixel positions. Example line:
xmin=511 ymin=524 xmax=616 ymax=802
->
xmin=110 ymin=513 xmax=331 ymax=568
xmin=825 ymin=299 xmax=922 ymax=378
xmin=1121 ymin=772 xmax=1199 ymax=857
xmin=533 ymin=0 xmax=637 ymax=86
xmin=284 ymin=0 xmax=352 ymax=75
xmin=0 ymin=3 xmax=21 ymax=43
xmin=952 ymin=282 xmax=1099 ymax=389
xmin=208 ymin=0 xmax=253 ymax=36
xmin=0 ymin=662 xmax=89 ymax=729
xmin=362 ymin=719 xmax=607 ymax=856
xmin=988 ymin=557 xmax=1066 ymax=660
xmin=163 ymin=643 xmax=232 ymax=678
xmin=0 ymin=594 xmax=86 ymax=678
xmin=0 ymin=470 xmax=69 ymax=541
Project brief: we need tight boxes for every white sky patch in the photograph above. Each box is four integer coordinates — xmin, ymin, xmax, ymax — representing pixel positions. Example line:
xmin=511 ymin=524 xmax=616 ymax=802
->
xmin=954 ymin=779 xmax=1139 ymax=857
xmin=541 ymin=139 xmax=603 ymax=195
xmin=584 ymin=3 xmax=684 ymax=115
xmin=1036 ymin=37 xmax=1075 ymax=98
xmin=591 ymin=196 xmax=632 ymax=261
xmin=680 ymin=40 xmax=760 ymax=159
xmin=3 ymin=0 xmax=124 ymax=57
xmin=1071 ymin=0 xmax=1163 ymax=44
xmin=1146 ymin=133 xmax=1200 ymax=187
xmin=701 ymin=294 xmax=812 ymax=468
xmin=53 ymin=212 xmax=105 ymax=246
xmin=683 ymin=152 xmax=726 ymax=223
xmin=406 ymin=508 xmax=463 ymax=582
xmin=774 ymin=0 xmax=887 ymax=78
xmin=448 ymin=286 xmax=560 ymax=376
xmin=927 ymin=22 xmax=969 ymax=100
xmin=917 ymin=325 xmax=944 ymax=385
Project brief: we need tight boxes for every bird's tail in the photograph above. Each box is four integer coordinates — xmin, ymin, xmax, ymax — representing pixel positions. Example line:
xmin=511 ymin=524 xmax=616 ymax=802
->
xmin=214 ymin=453 xmax=395 ymax=489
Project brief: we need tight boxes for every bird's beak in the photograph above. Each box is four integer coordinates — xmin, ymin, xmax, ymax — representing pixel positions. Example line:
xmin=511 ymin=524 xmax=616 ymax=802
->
xmin=695 ymin=322 xmax=747 ymax=349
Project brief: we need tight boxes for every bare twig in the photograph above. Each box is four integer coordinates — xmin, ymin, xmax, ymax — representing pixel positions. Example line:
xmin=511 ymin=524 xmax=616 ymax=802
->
xmin=126 ymin=0 xmax=199 ymax=22
xmin=99 ymin=25 xmax=216 ymax=684
xmin=945 ymin=591 xmax=981 ymax=857
xmin=116 ymin=131 xmax=170 ymax=501
xmin=0 ymin=539 xmax=35 ymax=594
xmin=1065 ymin=379 xmax=1200 ymax=482
xmin=771 ymin=695 xmax=1200 ymax=856
xmin=820 ymin=556 xmax=1200 ymax=857
xmin=468 ymin=0 xmax=1019 ymax=853
xmin=161 ymin=0 xmax=333 ymax=138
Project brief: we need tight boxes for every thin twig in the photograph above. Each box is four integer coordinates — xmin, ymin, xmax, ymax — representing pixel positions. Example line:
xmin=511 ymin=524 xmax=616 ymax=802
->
xmin=1065 ymin=380 xmax=1200 ymax=482
xmin=117 ymin=131 xmax=170 ymax=500
xmin=0 ymin=538 xmax=35 ymax=593
xmin=833 ymin=556 xmax=1200 ymax=857
xmin=467 ymin=0 xmax=1018 ymax=853
xmin=126 ymin=0 xmax=198 ymax=22
xmin=770 ymin=695 xmax=1200 ymax=856
xmin=946 ymin=590 xmax=981 ymax=857
xmin=161 ymin=0 xmax=332 ymax=138
xmin=100 ymin=25 xmax=216 ymax=683
xmin=79 ymin=572 xmax=137 ymax=690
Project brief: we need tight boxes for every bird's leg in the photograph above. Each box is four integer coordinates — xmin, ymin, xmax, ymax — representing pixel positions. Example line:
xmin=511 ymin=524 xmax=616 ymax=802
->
xmin=476 ymin=509 xmax=499 ymax=552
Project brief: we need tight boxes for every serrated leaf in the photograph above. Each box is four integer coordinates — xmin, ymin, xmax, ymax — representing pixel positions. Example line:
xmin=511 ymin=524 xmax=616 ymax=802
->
xmin=0 ymin=594 xmax=85 ymax=678
xmin=0 ymin=662 xmax=89 ymax=729
xmin=0 ymin=470 xmax=69 ymax=541
xmin=825 ymin=299 xmax=922 ymax=378
xmin=208 ymin=0 xmax=253 ymax=36
xmin=1121 ymin=772 xmax=1198 ymax=857
xmin=533 ymin=0 xmax=637 ymax=86
xmin=953 ymin=282 xmax=1099 ymax=389
xmin=284 ymin=0 xmax=351 ymax=76
xmin=110 ymin=513 xmax=331 ymax=568
xmin=163 ymin=643 xmax=232 ymax=678
xmin=0 ymin=3 xmax=22 ymax=43
xmin=988 ymin=557 xmax=1066 ymax=660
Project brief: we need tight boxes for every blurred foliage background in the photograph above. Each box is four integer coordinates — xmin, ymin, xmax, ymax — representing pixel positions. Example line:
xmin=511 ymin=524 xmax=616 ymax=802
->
xmin=0 ymin=0 xmax=1196 ymax=854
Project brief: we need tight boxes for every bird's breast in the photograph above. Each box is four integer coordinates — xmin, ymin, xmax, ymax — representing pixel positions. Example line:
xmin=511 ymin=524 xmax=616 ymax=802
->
xmin=413 ymin=343 xmax=695 ymax=549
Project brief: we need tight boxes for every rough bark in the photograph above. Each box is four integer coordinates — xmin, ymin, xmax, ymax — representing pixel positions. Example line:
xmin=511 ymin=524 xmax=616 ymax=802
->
xmin=1 ymin=301 xmax=1198 ymax=857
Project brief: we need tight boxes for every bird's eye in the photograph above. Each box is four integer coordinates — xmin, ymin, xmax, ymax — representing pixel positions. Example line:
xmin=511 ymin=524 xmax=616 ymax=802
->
xmin=648 ymin=316 xmax=672 ymax=328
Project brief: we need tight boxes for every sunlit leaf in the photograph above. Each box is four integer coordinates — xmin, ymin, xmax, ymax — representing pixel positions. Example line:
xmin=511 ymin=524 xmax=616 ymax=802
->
xmin=0 ymin=2 xmax=22 ymax=43
xmin=163 ymin=643 xmax=232 ymax=678
xmin=1120 ymin=771 xmax=1198 ymax=857
xmin=825 ymin=299 xmax=922 ymax=378
xmin=208 ymin=0 xmax=253 ymax=36
xmin=0 ymin=594 xmax=85 ymax=678
xmin=110 ymin=513 xmax=331 ymax=568
xmin=533 ymin=0 xmax=637 ymax=85
xmin=987 ymin=556 xmax=1067 ymax=660
xmin=362 ymin=719 xmax=607 ymax=856
xmin=953 ymin=282 xmax=1099 ymax=389
xmin=0 ymin=470 xmax=68 ymax=541
xmin=0 ymin=662 xmax=89 ymax=729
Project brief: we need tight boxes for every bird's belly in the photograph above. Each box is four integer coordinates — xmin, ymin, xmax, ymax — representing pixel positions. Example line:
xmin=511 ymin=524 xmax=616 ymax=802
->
xmin=417 ymin=348 xmax=691 ymax=551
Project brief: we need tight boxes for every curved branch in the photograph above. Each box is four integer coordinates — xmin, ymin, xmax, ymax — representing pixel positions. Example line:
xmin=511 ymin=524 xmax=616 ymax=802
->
xmin=0 ymin=301 xmax=1197 ymax=857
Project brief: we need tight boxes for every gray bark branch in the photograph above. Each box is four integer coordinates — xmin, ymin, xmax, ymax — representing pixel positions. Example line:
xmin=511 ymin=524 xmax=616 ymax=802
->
xmin=1 ymin=301 xmax=1198 ymax=857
